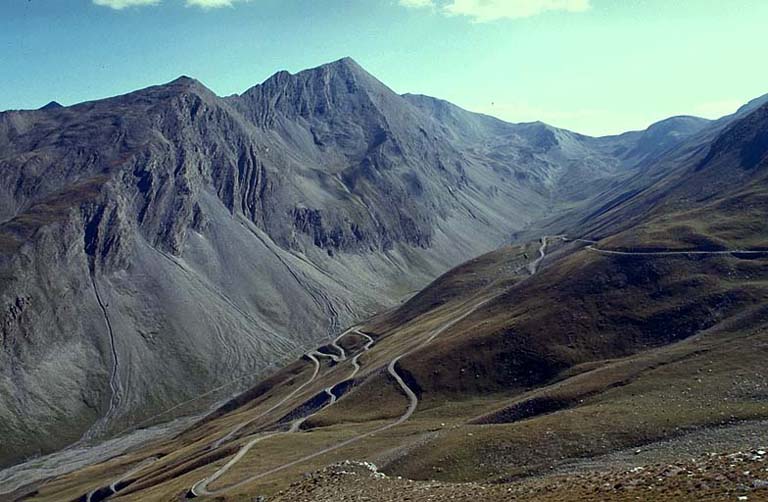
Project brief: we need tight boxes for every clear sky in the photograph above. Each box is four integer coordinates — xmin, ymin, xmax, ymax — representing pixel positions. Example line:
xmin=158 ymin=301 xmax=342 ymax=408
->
xmin=1 ymin=0 xmax=767 ymax=135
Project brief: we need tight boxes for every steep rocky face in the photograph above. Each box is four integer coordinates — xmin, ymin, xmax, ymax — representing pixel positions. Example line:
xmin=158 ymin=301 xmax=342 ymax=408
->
xmin=228 ymin=58 xmax=565 ymax=255
xmin=0 ymin=58 xmax=628 ymax=468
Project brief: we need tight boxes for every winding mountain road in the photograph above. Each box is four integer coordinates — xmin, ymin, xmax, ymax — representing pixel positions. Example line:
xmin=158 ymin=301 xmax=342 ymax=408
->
xmin=330 ymin=339 xmax=347 ymax=361
xmin=560 ymin=236 xmax=767 ymax=256
xmin=189 ymin=300 xmax=494 ymax=497
xmin=186 ymin=234 xmax=768 ymax=497
xmin=588 ymin=247 xmax=768 ymax=256
xmin=527 ymin=236 xmax=559 ymax=275
xmin=85 ymin=457 xmax=159 ymax=502
xmin=87 ymin=238 xmax=554 ymax=500
xmin=190 ymin=328 xmax=376 ymax=497
xmin=187 ymin=240 xmax=551 ymax=498
xmin=349 ymin=331 xmax=375 ymax=378
xmin=211 ymin=352 xmax=322 ymax=449
xmin=288 ymin=331 xmax=374 ymax=434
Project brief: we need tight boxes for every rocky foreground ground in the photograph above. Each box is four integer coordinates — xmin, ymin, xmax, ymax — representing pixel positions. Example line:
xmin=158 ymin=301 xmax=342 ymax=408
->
xmin=270 ymin=449 xmax=768 ymax=502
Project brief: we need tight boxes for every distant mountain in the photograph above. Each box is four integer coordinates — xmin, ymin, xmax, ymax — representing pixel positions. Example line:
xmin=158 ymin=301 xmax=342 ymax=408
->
xmin=590 ymin=115 xmax=711 ymax=168
xmin=0 ymin=58 xmax=626 ymax=467
xmin=402 ymin=93 xmax=621 ymax=199
xmin=568 ymin=100 xmax=768 ymax=244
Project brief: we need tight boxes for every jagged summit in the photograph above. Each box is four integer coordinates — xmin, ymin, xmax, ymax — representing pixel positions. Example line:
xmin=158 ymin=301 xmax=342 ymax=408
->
xmin=227 ymin=57 xmax=418 ymax=163
xmin=311 ymin=56 xmax=364 ymax=72
xmin=235 ymin=55 xmax=391 ymax=110
xmin=268 ymin=57 xmax=365 ymax=78
xmin=234 ymin=57 xmax=375 ymax=99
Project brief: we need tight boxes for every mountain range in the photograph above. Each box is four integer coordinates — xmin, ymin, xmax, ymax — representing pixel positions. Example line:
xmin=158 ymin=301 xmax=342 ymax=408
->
xmin=1 ymin=58 xmax=766 ymax=501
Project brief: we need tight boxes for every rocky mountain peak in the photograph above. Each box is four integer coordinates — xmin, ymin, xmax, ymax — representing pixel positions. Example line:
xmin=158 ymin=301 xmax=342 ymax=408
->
xmin=234 ymin=56 xmax=393 ymax=123
xmin=154 ymin=75 xmax=217 ymax=101
xmin=169 ymin=74 xmax=197 ymax=85
xmin=316 ymin=56 xmax=364 ymax=72
xmin=39 ymin=100 xmax=63 ymax=110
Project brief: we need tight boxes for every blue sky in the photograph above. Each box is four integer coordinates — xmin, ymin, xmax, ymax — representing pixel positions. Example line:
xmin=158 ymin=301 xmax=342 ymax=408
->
xmin=1 ymin=0 xmax=767 ymax=135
